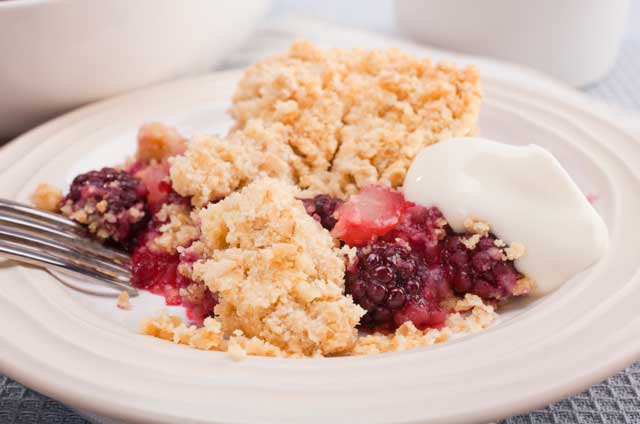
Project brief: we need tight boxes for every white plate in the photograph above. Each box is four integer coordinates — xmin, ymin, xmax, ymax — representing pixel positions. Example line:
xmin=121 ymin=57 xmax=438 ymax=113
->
xmin=0 ymin=69 xmax=639 ymax=424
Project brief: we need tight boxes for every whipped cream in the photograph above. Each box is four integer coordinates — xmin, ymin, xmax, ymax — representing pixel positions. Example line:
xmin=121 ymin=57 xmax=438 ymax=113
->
xmin=404 ymin=137 xmax=609 ymax=295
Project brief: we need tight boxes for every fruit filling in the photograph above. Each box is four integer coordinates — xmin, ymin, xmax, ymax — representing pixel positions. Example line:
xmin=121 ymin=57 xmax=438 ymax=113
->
xmin=331 ymin=185 xmax=529 ymax=331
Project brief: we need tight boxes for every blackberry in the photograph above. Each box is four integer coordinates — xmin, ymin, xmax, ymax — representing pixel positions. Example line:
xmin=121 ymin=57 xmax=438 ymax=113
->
xmin=346 ymin=239 xmax=449 ymax=331
xmin=442 ymin=233 xmax=521 ymax=301
xmin=302 ymin=194 xmax=343 ymax=230
xmin=62 ymin=167 xmax=147 ymax=244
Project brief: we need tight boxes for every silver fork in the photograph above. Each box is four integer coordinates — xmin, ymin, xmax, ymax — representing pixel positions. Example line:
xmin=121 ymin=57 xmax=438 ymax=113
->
xmin=0 ymin=198 xmax=137 ymax=296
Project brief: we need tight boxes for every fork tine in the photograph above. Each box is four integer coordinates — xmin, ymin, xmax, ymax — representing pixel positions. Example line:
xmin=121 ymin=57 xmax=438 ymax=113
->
xmin=0 ymin=225 xmax=130 ymax=279
xmin=0 ymin=239 xmax=138 ymax=296
xmin=0 ymin=210 xmax=130 ymax=265
xmin=0 ymin=198 xmax=86 ymax=234
xmin=0 ymin=236 xmax=131 ymax=284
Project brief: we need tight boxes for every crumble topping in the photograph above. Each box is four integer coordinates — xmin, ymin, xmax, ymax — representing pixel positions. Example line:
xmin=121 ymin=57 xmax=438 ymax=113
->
xmin=190 ymin=178 xmax=364 ymax=356
xmin=170 ymin=120 xmax=303 ymax=207
xmin=117 ymin=291 xmax=131 ymax=310
xmin=141 ymin=314 xmax=286 ymax=358
xmin=225 ymin=330 xmax=285 ymax=360
xmin=461 ymin=233 xmax=482 ymax=249
xmin=463 ymin=217 xmax=491 ymax=236
xmin=141 ymin=314 xmax=182 ymax=341
xmin=169 ymin=41 xmax=482 ymax=204
xmin=136 ymin=122 xmax=187 ymax=163
xmin=150 ymin=203 xmax=199 ymax=253
xmin=31 ymin=183 xmax=63 ymax=212
xmin=504 ymin=242 xmax=526 ymax=261
xmin=513 ymin=276 xmax=535 ymax=295
xmin=169 ymin=134 xmax=256 ymax=207
xmin=231 ymin=40 xmax=482 ymax=197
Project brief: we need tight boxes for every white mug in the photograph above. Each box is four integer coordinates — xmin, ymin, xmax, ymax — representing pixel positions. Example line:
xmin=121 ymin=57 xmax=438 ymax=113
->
xmin=396 ymin=0 xmax=630 ymax=87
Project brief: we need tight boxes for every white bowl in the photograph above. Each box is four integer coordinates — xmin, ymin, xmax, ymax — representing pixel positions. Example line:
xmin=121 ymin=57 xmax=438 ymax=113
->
xmin=396 ymin=0 xmax=630 ymax=87
xmin=0 ymin=0 xmax=270 ymax=139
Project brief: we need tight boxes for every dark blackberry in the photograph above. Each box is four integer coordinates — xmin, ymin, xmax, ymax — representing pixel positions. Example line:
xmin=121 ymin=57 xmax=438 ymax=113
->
xmin=346 ymin=239 xmax=449 ymax=331
xmin=62 ymin=167 xmax=147 ymax=244
xmin=302 ymin=194 xmax=343 ymax=230
xmin=442 ymin=232 xmax=522 ymax=301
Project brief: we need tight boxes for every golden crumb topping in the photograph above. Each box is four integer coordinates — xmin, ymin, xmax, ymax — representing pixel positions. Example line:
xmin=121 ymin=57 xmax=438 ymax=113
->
xmin=463 ymin=217 xmax=491 ymax=236
xmin=117 ymin=291 xmax=131 ymax=310
xmin=150 ymin=203 xmax=199 ymax=253
xmin=140 ymin=315 xmax=286 ymax=359
xmin=504 ymin=242 xmax=526 ymax=261
xmin=231 ymin=40 xmax=481 ymax=197
xmin=136 ymin=122 xmax=187 ymax=163
xmin=170 ymin=41 xmax=480 ymax=202
xmin=169 ymin=134 xmax=257 ymax=207
xmin=191 ymin=178 xmax=364 ymax=356
xmin=513 ymin=276 xmax=534 ymax=295
xmin=170 ymin=120 xmax=306 ymax=207
xmin=31 ymin=183 xmax=63 ymax=212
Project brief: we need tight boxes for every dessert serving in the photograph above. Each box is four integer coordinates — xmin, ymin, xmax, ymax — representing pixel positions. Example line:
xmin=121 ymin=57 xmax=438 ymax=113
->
xmin=31 ymin=41 xmax=608 ymax=359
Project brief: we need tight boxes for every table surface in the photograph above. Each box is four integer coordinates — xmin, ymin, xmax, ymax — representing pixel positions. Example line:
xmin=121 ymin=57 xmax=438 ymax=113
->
xmin=2 ymin=2 xmax=640 ymax=423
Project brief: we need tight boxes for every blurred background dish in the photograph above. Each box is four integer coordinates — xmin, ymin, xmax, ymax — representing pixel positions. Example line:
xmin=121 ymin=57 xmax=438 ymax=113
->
xmin=396 ymin=0 xmax=630 ymax=87
xmin=0 ymin=0 xmax=270 ymax=139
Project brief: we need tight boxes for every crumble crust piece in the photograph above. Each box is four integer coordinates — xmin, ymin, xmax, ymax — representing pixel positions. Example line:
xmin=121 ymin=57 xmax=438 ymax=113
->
xmin=169 ymin=134 xmax=257 ymax=207
xmin=461 ymin=233 xmax=482 ymax=250
xmin=463 ymin=217 xmax=491 ymax=236
xmin=187 ymin=178 xmax=364 ymax=356
xmin=231 ymin=40 xmax=482 ymax=197
xmin=513 ymin=276 xmax=535 ymax=295
xmin=150 ymin=203 xmax=199 ymax=253
xmin=140 ymin=315 xmax=286 ymax=358
xmin=170 ymin=120 xmax=304 ymax=207
xmin=31 ymin=183 xmax=63 ymax=212
xmin=170 ymin=41 xmax=481 ymax=203
xmin=117 ymin=291 xmax=131 ymax=310
xmin=136 ymin=122 xmax=187 ymax=162
xmin=504 ymin=242 xmax=526 ymax=261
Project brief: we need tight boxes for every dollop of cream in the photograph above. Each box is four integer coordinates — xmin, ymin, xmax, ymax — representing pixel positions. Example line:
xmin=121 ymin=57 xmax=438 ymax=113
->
xmin=404 ymin=137 xmax=608 ymax=295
